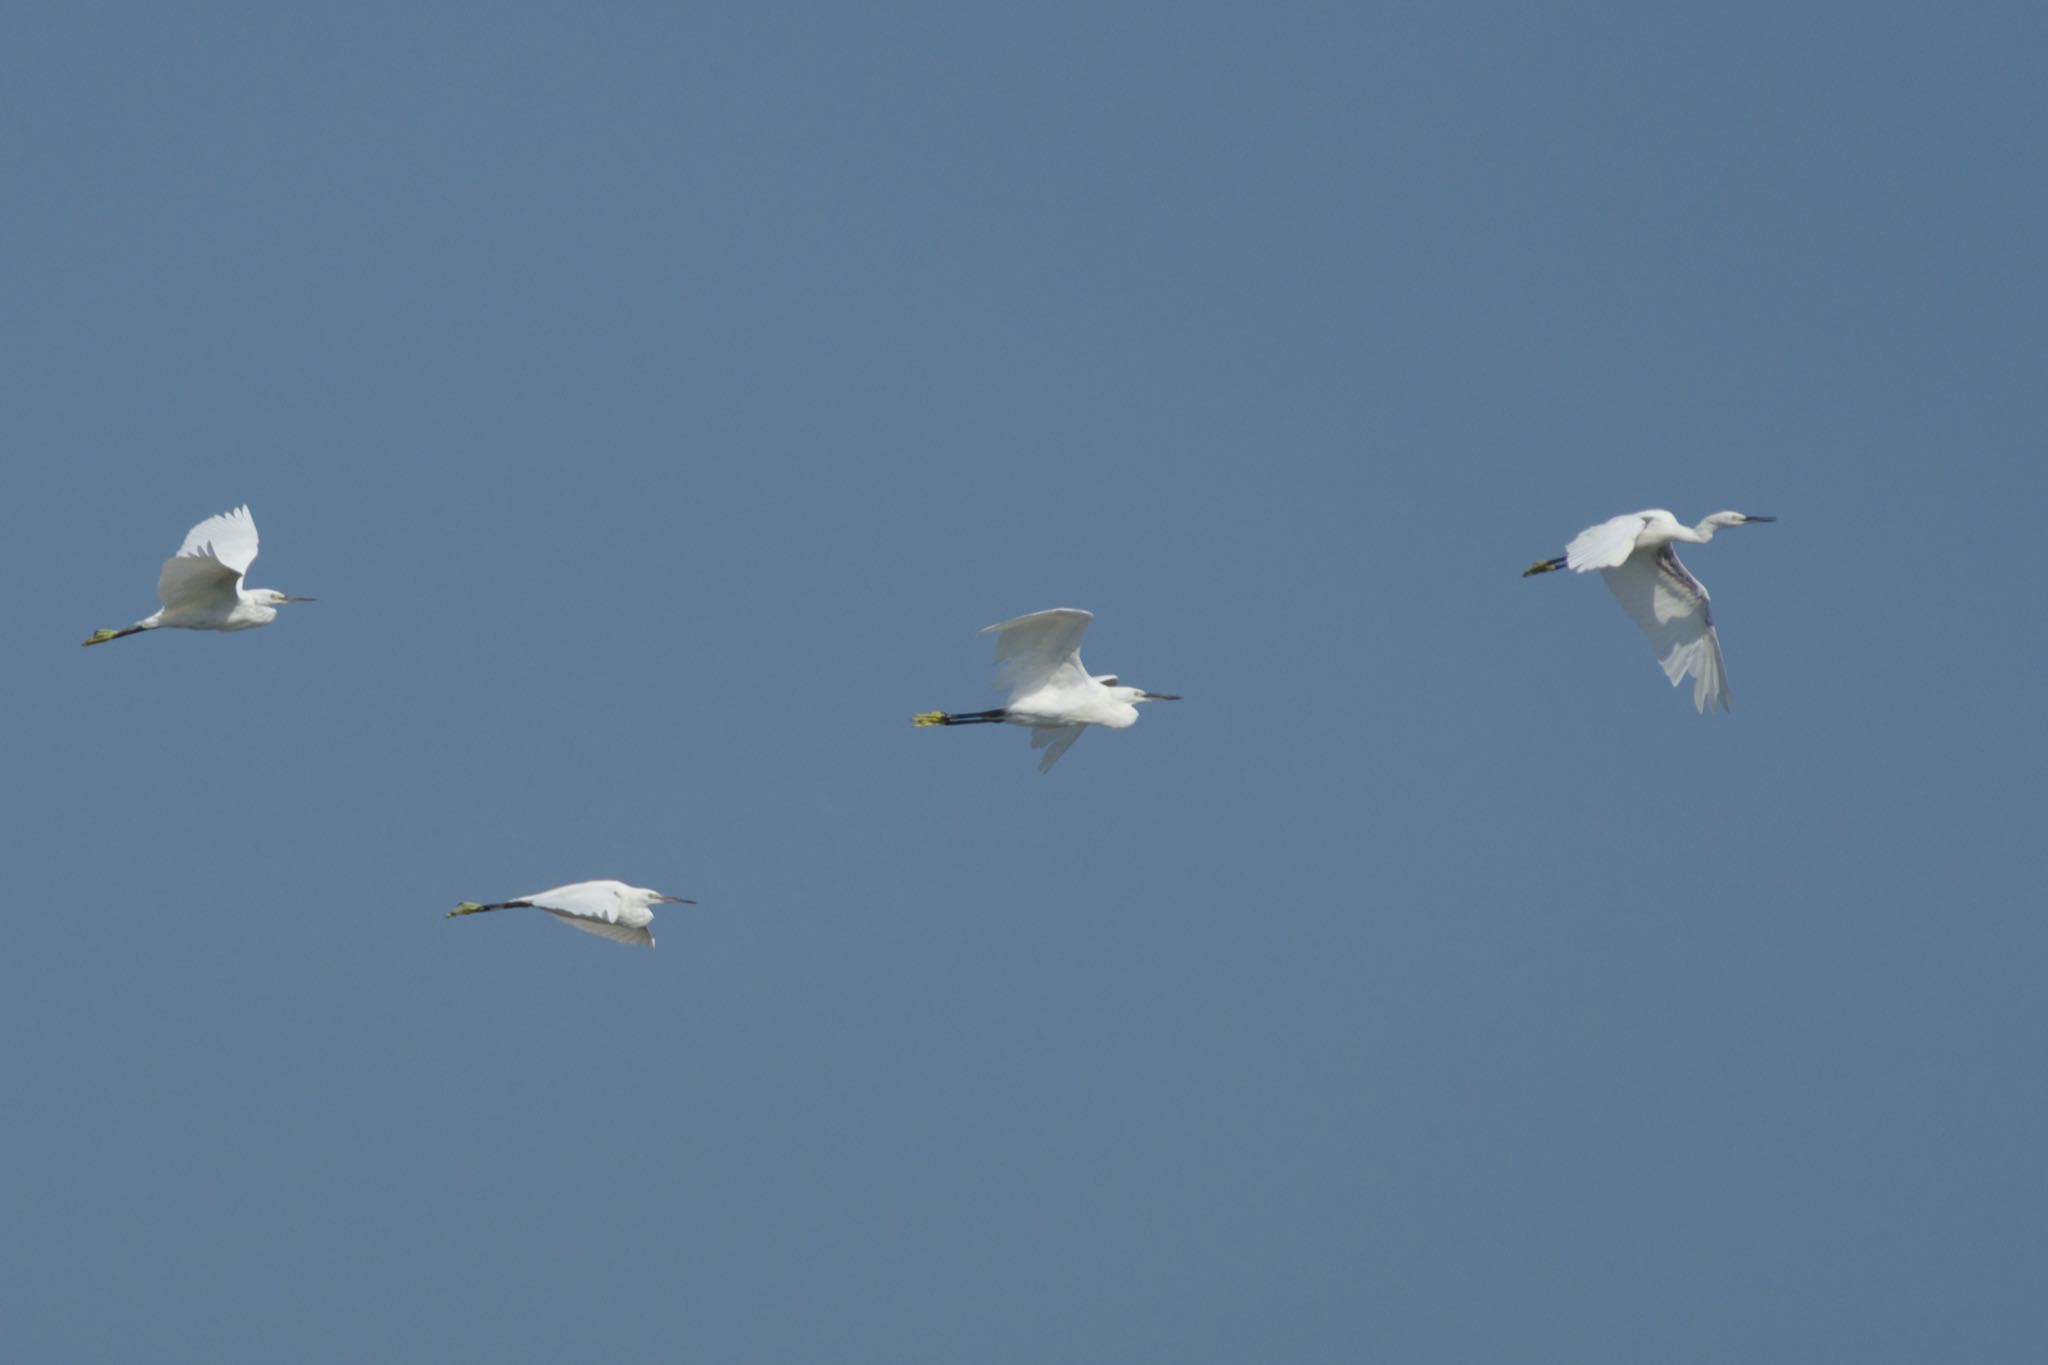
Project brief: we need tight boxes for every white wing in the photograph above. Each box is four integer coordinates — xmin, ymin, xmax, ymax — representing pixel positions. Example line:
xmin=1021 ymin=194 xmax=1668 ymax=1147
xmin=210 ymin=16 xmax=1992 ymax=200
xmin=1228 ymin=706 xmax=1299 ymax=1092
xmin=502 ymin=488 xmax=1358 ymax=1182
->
xmin=520 ymin=882 xmax=656 ymax=949
xmin=1564 ymin=512 xmax=1650 ymax=572
xmin=1599 ymin=546 xmax=1729 ymax=712
xmin=541 ymin=910 xmax=654 ymax=948
xmin=1029 ymin=724 xmax=1086 ymax=773
xmin=523 ymin=880 xmax=628 ymax=920
xmin=981 ymin=608 xmax=1094 ymax=703
xmin=157 ymin=505 xmax=260 ymax=609
xmin=175 ymin=505 xmax=260 ymax=571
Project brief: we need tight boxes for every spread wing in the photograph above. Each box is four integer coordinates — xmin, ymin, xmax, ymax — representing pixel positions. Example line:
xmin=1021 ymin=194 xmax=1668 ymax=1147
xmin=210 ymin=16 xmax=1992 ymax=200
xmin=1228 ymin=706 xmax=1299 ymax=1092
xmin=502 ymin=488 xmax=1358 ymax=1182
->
xmin=523 ymin=882 xmax=656 ymax=949
xmin=980 ymin=608 xmax=1094 ymax=703
xmin=1599 ymin=545 xmax=1729 ymax=712
xmin=1564 ymin=512 xmax=1650 ymax=571
xmin=541 ymin=910 xmax=654 ymax=948
xmin=157 ymin=505 xmax=260 ymax=609
xmin=1029 ymin=724 xmax=1086 ymax=773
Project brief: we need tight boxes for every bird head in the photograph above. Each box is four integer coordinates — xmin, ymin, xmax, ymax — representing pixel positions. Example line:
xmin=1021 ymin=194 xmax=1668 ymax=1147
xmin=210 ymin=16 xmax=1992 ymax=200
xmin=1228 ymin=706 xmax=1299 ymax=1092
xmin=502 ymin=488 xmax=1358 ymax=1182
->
xmin=1707 ymin=511 xmax=1775 ymax=528
xmin=1090 ymin=675 xmax=1180 ymax=705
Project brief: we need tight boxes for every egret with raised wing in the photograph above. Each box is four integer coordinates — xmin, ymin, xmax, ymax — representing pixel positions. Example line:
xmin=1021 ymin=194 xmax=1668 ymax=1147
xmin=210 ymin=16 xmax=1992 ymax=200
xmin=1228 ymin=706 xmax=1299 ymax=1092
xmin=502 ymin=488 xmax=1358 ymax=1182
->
xmin=446 ymin=880 xmax=693 ymax=949
xmin=83 ymin=505 xmax=312 ymax=645
xmin=1523 ymin=509 xmax=1774 ymax=712
xmin=913 ymin=608 xmax=1179 ymax=772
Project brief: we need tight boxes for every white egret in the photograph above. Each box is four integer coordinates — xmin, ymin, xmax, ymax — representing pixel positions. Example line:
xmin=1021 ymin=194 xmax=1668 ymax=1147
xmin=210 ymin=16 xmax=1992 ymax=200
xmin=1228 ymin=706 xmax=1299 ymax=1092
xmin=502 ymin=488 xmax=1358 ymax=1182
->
xmin=1523 ymin=509 xmax=1774 ymax=712
xmin=913 ymin=607 xmax=1180 ymax=772
xmin=446 ymin=880 xmax=693 ymax=949
xmin=83 ymin=505 xmax=312 ymax=646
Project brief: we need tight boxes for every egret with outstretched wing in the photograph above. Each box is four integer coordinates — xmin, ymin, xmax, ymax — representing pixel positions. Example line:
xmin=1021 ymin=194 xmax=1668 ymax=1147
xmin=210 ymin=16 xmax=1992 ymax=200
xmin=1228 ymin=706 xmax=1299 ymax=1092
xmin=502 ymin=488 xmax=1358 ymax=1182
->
xmin=1524 ymin=509 xmax=1773 ymax=712
xmin=913 ymin=608 xmax=1180 ymax=772
xmin=84 ymin=505 xmax=312 ymax=645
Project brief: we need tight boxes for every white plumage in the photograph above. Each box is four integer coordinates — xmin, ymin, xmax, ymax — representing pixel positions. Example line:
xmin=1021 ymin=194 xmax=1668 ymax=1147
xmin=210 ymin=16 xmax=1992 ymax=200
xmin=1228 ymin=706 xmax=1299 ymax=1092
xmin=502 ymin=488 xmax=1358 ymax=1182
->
xmin=446 ymin=879 xmax=695 ymax=950
xmin=84 ymin=505 xmax=312 ymax=645
xmin=914 ymin=608 xmax=1180 ymax=771
xmin=1525 ymin=509 xmax=1774 ymax=712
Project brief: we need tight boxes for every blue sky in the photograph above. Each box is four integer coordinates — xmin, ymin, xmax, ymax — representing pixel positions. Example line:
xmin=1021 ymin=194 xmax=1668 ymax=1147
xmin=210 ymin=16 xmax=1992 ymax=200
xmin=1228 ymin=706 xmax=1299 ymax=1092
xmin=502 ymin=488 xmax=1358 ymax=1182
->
xmin=5 ymin=4 xmax=2045 ymax=1360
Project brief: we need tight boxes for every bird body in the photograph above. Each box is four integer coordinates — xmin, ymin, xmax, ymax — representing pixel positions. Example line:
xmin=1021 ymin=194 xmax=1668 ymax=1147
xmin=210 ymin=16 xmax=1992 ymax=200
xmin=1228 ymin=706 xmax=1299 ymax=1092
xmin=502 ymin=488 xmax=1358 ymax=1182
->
xmin=446 ymin=879 xmax=693 ymax=949
xmin=913 ymin=608 xmax=1179 ymax=771
xmin=1524 ymin=509 xmax=1773 ymax=713
xmin=84 ymin=505 xmax=311 ymax=645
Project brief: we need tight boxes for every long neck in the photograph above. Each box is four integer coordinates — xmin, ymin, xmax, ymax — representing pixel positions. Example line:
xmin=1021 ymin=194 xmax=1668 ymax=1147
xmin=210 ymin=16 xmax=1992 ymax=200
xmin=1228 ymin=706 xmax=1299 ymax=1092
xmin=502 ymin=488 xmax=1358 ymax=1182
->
xmin=1686 ymin=511 xmax=1751 ymax=543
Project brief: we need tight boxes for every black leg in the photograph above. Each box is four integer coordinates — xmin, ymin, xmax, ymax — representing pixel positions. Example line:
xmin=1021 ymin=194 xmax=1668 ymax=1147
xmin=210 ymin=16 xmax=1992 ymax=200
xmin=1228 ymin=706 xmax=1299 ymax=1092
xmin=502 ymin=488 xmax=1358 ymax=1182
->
xmin=913 ymin=709 xmax=1009 ymax=727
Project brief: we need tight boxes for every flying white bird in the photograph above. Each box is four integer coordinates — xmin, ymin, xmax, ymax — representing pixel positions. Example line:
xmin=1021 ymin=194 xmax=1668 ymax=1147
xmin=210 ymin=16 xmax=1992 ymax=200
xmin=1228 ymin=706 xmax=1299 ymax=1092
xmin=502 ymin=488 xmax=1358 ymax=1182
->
xmin=83 ymin=505 xmax=312 ymax=646
xmin=1523 ymin=509 xmax=1774 ymax=712
xmin=446 ymin=880 xmax=694 ymax=949
xmin=913 ymin=607 xmax=1180 ymax=772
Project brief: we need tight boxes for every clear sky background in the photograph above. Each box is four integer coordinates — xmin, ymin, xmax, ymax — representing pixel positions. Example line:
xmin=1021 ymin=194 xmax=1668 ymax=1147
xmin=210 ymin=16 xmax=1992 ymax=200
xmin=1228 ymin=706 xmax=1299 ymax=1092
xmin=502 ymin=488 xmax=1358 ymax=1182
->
xmin=5 ymin=4 xmax=2045 ymax=1361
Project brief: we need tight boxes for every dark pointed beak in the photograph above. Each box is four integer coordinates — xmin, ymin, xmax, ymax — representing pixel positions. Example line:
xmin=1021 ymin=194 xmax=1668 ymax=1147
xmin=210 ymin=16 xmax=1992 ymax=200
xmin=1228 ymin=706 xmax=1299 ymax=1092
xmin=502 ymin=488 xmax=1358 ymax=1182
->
xmin=284 ymin=595 xmax=317 ymax=602
xmin=1742 ymin=516 xmax=1776 ymax=524
xmin=1141 ymin=692 xmax=1182 ymax=701
xmin=654 ymin=895 xmax=696 ymax=905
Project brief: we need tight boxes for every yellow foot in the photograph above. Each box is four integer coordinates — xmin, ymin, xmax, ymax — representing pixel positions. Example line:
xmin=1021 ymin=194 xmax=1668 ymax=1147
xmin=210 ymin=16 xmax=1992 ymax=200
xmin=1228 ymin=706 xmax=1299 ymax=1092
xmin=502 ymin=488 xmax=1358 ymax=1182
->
xmin=447 ymin=902 xmax=487 ymax=918
xmin=911 ymin=712 xmax=949 ymax=727
xmin=82 ymin=629 xmax=124 ymax=646
xmin=1521 ymin=560 xmax=1563 ymax=577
